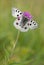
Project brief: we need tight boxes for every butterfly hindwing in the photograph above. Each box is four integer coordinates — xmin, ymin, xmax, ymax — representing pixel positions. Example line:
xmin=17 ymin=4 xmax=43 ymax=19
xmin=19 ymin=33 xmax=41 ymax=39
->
xmin=13 ymin=19 xmax=21 ymax=30
xmin=13 ymin=17 xmax=29 ymax=32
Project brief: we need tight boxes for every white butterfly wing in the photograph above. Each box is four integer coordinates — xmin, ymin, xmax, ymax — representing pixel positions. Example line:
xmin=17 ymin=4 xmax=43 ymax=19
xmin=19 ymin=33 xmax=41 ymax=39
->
xmin=28 ymin=20 xmax=38 ymax=29
xmin=12 ymin=8 xmax=22 ymax=18
xmin=13 ymin=18 xmax=29 ymax=32
xmin=13 ymin=19 xmax=21 ymax=30
xmin=20 ymin=21 xmax=30 ymax=32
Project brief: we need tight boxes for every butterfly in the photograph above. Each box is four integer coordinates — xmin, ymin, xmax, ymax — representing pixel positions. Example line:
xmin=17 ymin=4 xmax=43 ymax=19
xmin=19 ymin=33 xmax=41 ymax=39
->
xmin=12 ymin=8 xmax=38 ymax=32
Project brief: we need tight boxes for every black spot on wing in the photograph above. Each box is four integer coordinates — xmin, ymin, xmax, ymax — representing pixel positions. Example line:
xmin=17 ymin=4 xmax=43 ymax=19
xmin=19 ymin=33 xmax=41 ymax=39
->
xmin=17 ymin=15 xmax=19 ymax=16
xmin=29 ymin=24 xmax=32 ymax=26
xmin=18 ymin=11 xmax=20 ymax=13
xmin=31 ymin=20 xmax=32 ymax=22
xmin=24 ymin=27 xmax=27 ymax=29
xmin=20 ymin=13 xmax=22 ymax=15
xmin=33 ymin=22 xmax=36 ymax=25
xmin=16 ymin=10 xmax=17 ymax=12
xmin=34 ymin=23 xmax=36 ymax=25
xmin=16 ymin=22 xmax=19 ymax=25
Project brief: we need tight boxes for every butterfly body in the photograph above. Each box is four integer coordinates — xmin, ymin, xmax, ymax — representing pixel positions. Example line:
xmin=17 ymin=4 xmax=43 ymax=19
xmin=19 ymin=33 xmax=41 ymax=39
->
xmin=19 ymin=15 xmax=29 ymax=28
xmin=12 ymin=8 xmax=38 ymax=32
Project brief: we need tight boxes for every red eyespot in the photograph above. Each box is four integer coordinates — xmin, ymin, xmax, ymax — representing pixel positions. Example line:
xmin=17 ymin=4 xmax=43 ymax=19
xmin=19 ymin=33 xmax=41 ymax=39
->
xmin=18 ymin=18 xmax=20 ymax=20
xmin=18 ymin=17 xmax=20 ymax=20
xmin=27 ymin=23 xmax=29 ymax=25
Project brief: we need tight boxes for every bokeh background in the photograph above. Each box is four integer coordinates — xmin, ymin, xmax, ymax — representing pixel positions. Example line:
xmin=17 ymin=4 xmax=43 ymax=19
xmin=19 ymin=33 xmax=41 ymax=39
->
xmin=0 ymin=0 xmax=44 ymax=65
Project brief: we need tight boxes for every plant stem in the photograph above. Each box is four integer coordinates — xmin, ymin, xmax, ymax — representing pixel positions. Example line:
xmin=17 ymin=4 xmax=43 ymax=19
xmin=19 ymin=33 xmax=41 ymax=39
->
xmin=12 ymin=30 xmax=20 ymax=51
xmin=8 ymin=30 xmax=20 ymax=63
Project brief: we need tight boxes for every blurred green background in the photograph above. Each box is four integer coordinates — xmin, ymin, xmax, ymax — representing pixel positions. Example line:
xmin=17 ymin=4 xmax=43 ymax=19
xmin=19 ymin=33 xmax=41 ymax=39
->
xmin=0 ymin=0 xmax=44 ymax=65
